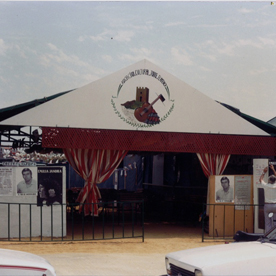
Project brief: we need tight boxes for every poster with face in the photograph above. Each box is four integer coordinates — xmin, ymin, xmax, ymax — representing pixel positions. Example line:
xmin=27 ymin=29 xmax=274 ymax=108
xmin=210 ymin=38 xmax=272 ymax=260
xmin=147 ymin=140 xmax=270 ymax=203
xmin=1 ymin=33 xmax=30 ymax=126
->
xmin=215 ymin=175 xmax=234 ymax=203
xmin=16 ymin=167 xmax=38 ymax=195
xmin=37 ymin=167 xmax=63 ymax=206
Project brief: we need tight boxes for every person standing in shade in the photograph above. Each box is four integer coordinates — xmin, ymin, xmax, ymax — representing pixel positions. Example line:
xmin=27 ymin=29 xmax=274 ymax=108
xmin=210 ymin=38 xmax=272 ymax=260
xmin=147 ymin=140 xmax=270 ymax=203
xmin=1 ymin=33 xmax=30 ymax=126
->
xmin=259 ymin=165 xmax=276 ymax=232
xmin=216 ymin=176 xmax=234 ymax=202
xmin=17 ymin=168 xmax=37 ymax=194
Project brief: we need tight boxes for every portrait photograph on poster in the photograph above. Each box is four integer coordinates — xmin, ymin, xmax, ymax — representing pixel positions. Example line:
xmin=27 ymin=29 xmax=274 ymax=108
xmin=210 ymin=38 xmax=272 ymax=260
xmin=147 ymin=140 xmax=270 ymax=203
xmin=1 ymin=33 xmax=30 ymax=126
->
xmin=215 ymin=175 xmax=234 ymax=203
xmin=16 ymin=167 xmax=37 ymax=195
xmin=37 ymin=167 xmax=63 ymax=206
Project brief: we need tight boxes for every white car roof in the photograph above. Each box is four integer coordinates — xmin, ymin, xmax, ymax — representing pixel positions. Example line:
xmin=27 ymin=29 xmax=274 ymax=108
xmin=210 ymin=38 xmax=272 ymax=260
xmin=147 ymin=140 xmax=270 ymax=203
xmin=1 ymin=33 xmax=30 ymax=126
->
xmin=0 ymin=248 xmax=56 ymax=276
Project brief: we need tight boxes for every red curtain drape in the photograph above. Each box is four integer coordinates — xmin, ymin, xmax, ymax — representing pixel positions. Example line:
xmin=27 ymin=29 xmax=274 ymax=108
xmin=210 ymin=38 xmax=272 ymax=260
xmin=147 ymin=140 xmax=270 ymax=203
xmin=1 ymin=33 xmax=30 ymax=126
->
xmin=196 ymin=153 xmax=230 ymax=177
xmin=64 ymin=148 xmax=127 ymax=216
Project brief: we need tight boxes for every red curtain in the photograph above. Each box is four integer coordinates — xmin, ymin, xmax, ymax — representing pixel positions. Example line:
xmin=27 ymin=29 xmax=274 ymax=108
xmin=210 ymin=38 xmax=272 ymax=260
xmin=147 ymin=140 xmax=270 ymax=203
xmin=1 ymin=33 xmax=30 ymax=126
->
xmin=64 ymin=148 xmax=127 ymax=216
xmin=196 ymin=153 xmax=230 ymax=177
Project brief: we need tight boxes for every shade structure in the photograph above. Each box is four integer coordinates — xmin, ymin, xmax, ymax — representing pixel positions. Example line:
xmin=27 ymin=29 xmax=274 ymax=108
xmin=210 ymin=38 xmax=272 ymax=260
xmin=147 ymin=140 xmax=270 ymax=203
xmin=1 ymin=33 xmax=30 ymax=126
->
xmin=0 ymin=59 xmax=275 ymax=156
xmin=41 ymin=128 xmax=274 ymax=156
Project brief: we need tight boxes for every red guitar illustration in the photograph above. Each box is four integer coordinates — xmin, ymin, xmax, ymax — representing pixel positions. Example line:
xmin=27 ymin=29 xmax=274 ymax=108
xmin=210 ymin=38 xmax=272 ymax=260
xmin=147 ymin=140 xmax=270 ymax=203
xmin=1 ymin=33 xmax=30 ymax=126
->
xmin=134 ymin=94 xmax=165 ymax=123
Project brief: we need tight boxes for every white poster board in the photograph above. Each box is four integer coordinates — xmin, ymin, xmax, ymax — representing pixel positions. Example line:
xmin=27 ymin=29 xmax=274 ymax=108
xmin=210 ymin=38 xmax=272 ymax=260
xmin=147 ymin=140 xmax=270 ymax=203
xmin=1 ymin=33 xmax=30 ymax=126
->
xmin=235 ymin=175 xmax=252 ymax=211
xmin=0 ymin=165 xmax=66 ymax=238
xmin=0 ymin=167 xmax=13 ymax=196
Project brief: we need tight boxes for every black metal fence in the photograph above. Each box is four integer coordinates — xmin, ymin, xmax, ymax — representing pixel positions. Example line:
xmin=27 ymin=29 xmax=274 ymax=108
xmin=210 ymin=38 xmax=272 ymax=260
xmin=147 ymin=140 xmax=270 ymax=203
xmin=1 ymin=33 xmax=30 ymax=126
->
xmin=0 ymin=200 xmax=144 ymax=242
xmin=5 ymin=200 xmax=266 ymax=243
xmin=201 ymin=203 xmax=265 ymax=242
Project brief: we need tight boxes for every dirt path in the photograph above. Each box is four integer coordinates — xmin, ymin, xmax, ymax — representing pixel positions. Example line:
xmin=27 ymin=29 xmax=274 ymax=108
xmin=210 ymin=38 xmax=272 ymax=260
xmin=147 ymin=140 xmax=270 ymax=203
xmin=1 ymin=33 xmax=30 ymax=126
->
xmin=0 ymin=223 xmax=225 ymax=255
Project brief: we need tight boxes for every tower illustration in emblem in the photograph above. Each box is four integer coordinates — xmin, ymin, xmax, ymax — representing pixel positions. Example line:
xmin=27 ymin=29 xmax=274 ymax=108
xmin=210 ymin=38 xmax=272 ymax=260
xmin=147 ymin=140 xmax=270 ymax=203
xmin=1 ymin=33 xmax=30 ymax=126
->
xmin=121 ymin=87 xmax=165 ymax=125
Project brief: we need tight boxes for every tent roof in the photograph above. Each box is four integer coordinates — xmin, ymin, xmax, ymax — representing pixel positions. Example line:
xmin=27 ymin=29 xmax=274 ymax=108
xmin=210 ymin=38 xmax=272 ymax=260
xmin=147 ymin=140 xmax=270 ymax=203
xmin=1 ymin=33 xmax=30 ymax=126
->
xmin=268 ymin=117 xmax=276 ymax=127
xmin=217 ymin=102 xmax=276 ymax=136
xmin=0 ymin=59 xmax=269 ymax=137
xmin=0 ymin=90 xmax=73 ymax=123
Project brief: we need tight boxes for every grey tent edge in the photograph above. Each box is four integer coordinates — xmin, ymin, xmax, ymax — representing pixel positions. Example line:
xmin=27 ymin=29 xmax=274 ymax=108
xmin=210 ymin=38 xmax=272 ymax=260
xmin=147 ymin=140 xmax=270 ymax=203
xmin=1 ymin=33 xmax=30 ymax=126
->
xmin=0 ymin=89 xmax=75 ymax=123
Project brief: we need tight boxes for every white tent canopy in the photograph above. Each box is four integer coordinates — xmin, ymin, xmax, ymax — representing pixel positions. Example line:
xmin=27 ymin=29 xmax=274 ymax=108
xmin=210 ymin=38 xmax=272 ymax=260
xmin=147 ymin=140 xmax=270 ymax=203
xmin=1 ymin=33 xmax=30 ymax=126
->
xmin=0 ymin=59 xmax=268 ymax=137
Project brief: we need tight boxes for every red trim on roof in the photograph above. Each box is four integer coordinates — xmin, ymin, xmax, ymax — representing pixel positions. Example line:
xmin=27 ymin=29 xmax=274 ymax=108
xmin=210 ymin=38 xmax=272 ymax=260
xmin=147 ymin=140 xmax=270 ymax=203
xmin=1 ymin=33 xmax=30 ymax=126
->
xmin=42 ymin=127 xmax=276 ymax=156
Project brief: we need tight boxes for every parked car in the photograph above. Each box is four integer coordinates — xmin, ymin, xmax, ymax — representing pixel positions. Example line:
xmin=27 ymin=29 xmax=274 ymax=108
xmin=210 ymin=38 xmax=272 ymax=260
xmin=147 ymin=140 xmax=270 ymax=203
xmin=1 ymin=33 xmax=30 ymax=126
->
xmin=0 ymin=248 xmax=56 ymax=276
xmin=165 ymin=227 xmax=276 ymax=276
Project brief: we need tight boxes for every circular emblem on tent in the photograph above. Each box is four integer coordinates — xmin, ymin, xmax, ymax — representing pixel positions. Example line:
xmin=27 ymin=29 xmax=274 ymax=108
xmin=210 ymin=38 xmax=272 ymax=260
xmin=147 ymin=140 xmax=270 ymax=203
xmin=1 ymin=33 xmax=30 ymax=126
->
xmin=111 ymin=69 xmax=174 ymax=128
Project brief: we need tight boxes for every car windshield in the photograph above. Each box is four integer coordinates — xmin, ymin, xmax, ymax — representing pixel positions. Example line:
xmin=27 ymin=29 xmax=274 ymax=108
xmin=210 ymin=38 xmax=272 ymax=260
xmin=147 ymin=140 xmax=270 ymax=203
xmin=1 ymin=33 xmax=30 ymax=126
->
xmin=260 ymin=226 xmax=276 ymax=243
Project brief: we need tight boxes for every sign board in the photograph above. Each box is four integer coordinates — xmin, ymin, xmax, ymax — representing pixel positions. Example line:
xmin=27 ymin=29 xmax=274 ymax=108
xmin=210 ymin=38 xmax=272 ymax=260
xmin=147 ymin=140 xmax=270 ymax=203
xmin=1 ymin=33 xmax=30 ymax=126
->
xmin=209 ymin=175 xmax=253 ymax=237
xmin=0 ymin=166 xmax=66 ymax=238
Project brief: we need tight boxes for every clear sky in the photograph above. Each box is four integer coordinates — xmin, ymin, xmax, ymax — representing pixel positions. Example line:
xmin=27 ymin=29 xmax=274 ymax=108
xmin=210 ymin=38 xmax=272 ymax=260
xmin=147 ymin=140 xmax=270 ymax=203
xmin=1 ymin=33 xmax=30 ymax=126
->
xmin=1 ymin=1 xmax=275 ymax=122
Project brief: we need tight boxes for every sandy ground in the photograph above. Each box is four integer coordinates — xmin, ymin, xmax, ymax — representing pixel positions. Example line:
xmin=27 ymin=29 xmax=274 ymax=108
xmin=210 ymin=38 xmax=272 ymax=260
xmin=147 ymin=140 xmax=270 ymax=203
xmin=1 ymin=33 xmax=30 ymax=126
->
xmin=0 ymin=223 xmax=226 ymax=276
xmin=0 ymin=223 xmax=225 ymax=255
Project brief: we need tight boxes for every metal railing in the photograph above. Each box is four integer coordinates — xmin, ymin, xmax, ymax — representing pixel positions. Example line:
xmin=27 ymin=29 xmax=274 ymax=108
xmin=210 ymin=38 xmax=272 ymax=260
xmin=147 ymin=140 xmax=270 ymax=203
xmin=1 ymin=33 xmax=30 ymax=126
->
xmin=0 ymin=200 xmax=144 ymax=242
xmin=201 ymin=203 xmax=264 ymax=242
